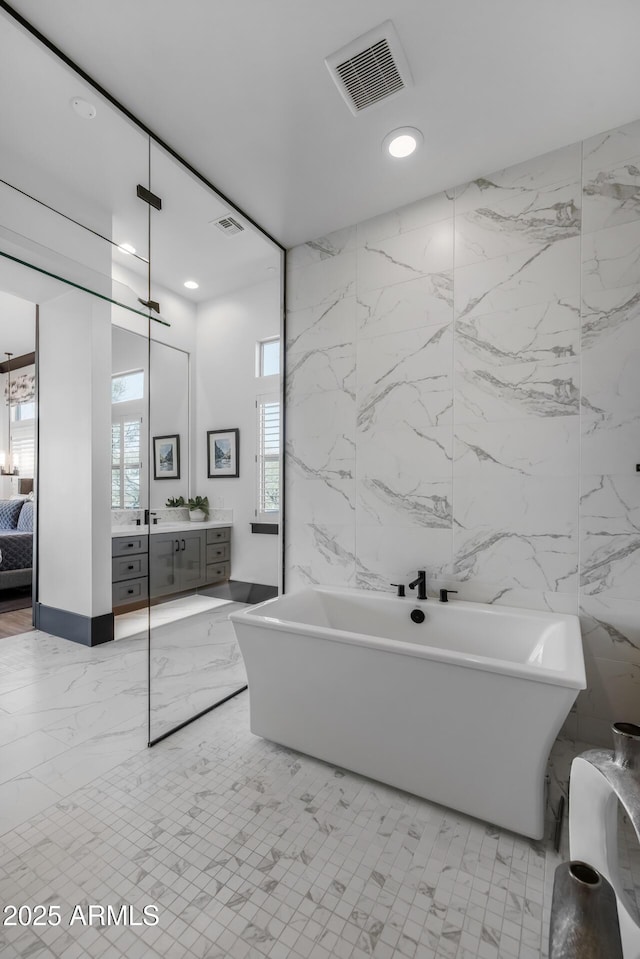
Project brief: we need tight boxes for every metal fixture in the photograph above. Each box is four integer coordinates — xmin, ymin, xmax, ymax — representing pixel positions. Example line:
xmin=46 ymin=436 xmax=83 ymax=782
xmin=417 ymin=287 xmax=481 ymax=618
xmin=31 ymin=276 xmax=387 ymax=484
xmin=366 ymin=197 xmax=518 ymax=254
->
xmin=1 ymin=353 xmax=18 ymax=476
xmin=382 ymin=126 xmax=424 ymax=158
xmin=325 ymin=20 xmax=412 ymax=115
xmin=136 ymin=184 xmax=162 ymax=210
xmin=410 ymin=608 xmax=425 ymax=624
xmin=439 ymin=588 xmax=458 ymax=603
xmin=213 ymin=215 xmax=244 ymax=235
xmin=549 ymin=861 xmax=622 ymax=958
xmin=408 ymin=570 xmax=427 ymax=600
xmin=390 ymin=583 xmax=405 ymax=597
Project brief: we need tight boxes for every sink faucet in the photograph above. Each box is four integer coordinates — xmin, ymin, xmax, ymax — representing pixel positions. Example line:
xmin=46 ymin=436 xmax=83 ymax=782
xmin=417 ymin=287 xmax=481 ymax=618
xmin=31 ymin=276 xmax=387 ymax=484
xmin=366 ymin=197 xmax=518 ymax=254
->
xmin=408 ymin=570 xmax=427 ymax=600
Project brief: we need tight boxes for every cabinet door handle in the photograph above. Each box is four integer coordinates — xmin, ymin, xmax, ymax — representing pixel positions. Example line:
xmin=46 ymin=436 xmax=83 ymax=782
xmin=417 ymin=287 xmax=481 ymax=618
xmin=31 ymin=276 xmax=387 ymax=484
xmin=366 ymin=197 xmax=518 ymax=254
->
xmin=175 ymin=540 xmax=179 ymax=552
xmin=127 ymin=588 xmax=134 ymax=594
xmin=127 ymin=564 xmax=134 ymax=570
xmin=181 ymin=539 xmax=186 ymax=551
xmin=125 ymin=543 xmax=134 ymax=548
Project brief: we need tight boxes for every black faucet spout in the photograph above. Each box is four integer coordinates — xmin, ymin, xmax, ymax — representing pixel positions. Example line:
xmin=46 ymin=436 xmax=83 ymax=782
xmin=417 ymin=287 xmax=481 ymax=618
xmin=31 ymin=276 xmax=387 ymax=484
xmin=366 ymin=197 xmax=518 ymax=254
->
xmin=408 ymin=570 xmax=427 ymax=600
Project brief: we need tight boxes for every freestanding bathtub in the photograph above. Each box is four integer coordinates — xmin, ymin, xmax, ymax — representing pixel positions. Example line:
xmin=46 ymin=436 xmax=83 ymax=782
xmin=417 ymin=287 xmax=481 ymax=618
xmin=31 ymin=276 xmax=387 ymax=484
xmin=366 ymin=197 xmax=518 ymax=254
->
xmin=229 ymin=586 xmax=586 ymax=839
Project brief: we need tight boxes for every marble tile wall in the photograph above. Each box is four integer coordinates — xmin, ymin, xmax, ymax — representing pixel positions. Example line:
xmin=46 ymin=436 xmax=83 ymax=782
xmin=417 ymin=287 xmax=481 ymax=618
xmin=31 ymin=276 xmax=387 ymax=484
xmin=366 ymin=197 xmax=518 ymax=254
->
xmin=285 ymin=117 xmax=640 ymax=747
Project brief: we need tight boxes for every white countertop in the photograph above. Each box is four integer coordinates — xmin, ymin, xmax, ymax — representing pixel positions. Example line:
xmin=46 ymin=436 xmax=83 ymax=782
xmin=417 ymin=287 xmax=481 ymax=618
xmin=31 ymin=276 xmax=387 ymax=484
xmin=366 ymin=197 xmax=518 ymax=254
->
xmin=112 ymin=520 xmax=231 ymax=537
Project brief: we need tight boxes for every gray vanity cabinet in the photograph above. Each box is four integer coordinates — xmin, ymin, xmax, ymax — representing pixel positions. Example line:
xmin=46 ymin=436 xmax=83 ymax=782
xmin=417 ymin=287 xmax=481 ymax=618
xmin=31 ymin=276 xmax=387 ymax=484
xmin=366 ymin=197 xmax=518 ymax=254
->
xmin=148 ymin=527 xmax=230 ymax=598
xmin=112 ymin=534 xmax=149 ymax=610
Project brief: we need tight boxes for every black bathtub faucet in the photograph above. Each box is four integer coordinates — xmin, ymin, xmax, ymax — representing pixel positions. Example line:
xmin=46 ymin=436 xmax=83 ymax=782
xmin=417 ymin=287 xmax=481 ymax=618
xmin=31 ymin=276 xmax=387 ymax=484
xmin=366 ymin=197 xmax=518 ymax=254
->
xmin=408 ymin=570 xmax=427 ymax=600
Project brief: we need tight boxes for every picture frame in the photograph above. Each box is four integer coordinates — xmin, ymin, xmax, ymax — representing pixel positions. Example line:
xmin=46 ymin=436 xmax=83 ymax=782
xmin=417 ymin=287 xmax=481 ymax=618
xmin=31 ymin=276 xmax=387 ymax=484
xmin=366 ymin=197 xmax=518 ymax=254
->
xmin=153 ymin=434 xmax=180 ymax=480
xmin=207 ymin=428 xmax=239 ymax=478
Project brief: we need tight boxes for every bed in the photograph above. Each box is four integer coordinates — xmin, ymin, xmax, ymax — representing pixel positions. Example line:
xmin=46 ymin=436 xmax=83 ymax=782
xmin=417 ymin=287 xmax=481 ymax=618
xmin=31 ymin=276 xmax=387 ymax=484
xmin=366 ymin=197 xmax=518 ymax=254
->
xmin=0 ymin=498 xmax=33 ymax=590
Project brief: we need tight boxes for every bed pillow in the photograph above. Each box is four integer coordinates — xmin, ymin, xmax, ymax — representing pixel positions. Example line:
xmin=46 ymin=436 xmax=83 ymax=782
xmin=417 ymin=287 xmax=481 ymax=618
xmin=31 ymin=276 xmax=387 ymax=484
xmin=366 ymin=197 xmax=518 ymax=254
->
xmin=17 ymin=500 xmax=34 ymax=532
xmin=0 ymin=499 xmax=24 ymax=529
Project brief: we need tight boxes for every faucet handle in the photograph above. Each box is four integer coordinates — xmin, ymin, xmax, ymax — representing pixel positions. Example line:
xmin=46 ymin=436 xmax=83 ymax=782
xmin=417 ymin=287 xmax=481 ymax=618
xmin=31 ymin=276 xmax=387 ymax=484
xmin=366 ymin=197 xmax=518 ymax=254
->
xmin=390 ymin=583 xmax=406 ymax=598
xmin=439 ymin=588 xmax=458 ymax=603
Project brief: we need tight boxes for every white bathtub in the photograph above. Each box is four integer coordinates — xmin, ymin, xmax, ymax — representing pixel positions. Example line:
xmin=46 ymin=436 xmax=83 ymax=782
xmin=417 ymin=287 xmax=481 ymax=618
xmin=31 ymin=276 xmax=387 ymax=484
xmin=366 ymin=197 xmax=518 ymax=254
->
xmin=229 ymin=586 xmax=586 ymax=839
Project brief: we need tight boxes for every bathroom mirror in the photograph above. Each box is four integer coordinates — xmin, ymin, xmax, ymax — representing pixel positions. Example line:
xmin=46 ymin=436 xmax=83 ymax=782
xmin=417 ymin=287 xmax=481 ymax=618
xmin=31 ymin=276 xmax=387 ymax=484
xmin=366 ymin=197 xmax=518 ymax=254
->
xmin=145 ymin=142 xmax=283 ymax=743
xmin=0 ymin=6 xmax=285 ymax=748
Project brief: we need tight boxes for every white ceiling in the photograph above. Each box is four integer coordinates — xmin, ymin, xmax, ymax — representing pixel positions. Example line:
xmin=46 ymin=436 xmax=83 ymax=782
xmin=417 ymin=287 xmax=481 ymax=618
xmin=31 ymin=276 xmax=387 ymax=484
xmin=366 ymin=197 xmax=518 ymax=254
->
xmin=7 ymin=0 xmax=640 ymax=249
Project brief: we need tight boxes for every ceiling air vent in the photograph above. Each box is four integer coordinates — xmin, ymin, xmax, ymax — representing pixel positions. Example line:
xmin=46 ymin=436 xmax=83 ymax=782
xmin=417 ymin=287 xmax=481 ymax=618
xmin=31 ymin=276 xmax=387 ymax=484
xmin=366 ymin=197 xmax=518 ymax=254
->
xmin=213 ymin=215 xmax=244 ymax=235
xmin=325 ymin=20 xmax=413 ymax=116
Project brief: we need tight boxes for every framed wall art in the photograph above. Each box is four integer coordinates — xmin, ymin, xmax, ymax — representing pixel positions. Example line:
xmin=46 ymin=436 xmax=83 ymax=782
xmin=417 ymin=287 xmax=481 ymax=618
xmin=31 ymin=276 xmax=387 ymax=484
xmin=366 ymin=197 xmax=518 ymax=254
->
xmin=207 ymin=428 xmax=239 ymax=478
xmin=153 ymin=434 xmax=180 ymax=480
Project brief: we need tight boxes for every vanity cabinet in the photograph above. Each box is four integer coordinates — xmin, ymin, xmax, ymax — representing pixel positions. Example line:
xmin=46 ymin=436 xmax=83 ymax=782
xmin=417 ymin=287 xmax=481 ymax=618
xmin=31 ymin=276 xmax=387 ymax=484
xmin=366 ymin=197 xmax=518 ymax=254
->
xmin=112 ymin=534 xmax=149 ymax=610
xmin=148 ymin=527 xmax=231 ymax=599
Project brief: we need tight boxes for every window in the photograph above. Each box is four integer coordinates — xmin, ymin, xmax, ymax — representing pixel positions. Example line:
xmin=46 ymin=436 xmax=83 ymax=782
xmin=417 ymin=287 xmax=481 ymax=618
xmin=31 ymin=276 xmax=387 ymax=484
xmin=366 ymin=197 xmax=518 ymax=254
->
xmin=256 ymin=395 xmax=280 ymax=518
xmin=11 ymin=420 xmax=35 ymax=478
xmin=112 ymin=369 xmax=144 ymax=404
xmin=257 ymin=338 xmax=280 ymax=377
xmin=112 ymin=416 xmax=142 ymax=508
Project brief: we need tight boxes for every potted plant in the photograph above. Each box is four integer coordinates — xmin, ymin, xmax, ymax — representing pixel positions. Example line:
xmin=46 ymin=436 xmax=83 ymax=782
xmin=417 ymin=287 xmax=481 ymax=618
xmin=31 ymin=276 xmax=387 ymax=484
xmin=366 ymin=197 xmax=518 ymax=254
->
xmin=165 ymin=496 xmax=185 ymax=508
xmin=188 ymin=495 xmax=209 ymax=522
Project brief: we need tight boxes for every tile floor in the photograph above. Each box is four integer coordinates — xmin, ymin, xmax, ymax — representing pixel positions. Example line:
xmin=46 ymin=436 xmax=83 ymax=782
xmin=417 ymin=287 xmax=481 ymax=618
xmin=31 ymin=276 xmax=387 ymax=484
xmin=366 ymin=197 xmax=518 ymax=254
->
xmin=0 ymin=616 xmax=638 ymax=959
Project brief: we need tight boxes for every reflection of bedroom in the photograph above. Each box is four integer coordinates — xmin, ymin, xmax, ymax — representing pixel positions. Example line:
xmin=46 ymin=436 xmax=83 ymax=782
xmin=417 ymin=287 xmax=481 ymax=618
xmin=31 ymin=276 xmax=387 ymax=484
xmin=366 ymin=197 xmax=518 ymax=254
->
xmin=0 ymin=289 xmax=36 ymax=637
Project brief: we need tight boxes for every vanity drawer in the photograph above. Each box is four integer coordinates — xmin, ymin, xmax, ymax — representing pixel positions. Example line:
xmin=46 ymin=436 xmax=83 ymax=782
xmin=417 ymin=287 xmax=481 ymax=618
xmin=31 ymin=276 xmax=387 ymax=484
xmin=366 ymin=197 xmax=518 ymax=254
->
xmin=205 ymin=561 xmax=230 ymax=584
xmin=206 ymin=542 xmax=230 ymax=564
xmin=112 ymin=576 xmax=148 ymax=606
xmin=112 ymin=554 xmax=149 ymax=582
xmin=206 ymin=527 xmax=230 ymax=545
xmin=112 ymin=535 xmax=148 ymax=557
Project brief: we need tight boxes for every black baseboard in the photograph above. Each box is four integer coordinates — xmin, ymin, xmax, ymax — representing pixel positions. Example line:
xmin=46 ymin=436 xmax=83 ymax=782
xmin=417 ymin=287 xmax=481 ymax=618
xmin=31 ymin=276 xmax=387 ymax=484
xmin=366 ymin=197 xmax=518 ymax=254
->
xmin=34 ymin=604 xmax=114 ymax=646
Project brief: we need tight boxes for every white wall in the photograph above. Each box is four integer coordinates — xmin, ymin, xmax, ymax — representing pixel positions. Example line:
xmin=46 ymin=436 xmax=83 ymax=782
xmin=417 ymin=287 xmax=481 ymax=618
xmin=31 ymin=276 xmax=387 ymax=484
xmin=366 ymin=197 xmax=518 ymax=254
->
xmin=39 ymin=288 xmax=112 ymax=618
xmin=196 ymin=278 xmax=280 ymax=586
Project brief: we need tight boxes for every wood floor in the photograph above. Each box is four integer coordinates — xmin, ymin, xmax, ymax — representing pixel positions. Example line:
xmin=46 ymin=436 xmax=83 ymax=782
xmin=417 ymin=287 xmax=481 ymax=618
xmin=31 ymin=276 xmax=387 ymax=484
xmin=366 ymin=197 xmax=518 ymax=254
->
xmin=0 ymin=607 xmax=34 ymax=639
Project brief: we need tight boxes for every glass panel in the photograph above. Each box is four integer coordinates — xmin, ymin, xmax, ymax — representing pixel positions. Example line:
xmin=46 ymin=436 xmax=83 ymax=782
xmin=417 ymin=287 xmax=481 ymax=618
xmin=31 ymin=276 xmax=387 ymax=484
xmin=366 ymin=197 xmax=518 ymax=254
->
xmin=147 ymin=142 xmax=284 ymax=743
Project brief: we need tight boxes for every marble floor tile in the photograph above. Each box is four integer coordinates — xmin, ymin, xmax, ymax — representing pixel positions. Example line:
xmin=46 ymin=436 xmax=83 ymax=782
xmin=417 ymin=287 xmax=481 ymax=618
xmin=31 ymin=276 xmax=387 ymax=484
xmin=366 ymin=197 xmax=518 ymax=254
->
xmin=0 ymin=624 xmax=637 ymax=959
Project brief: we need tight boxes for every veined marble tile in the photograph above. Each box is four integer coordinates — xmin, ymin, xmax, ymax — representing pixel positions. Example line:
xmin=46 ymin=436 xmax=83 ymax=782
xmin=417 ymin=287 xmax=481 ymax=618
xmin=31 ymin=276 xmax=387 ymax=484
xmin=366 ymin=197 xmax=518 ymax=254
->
xmin=455 ymin=356 xmax=579 ymax=422
xmin=580 ymin=593 xmax=640 ymax=664
xmin=582 ymin=218 xmax=640 ymax=292
xmin=357 ymin=219 xmax=454 ymax=294
xmin=455 ymin=237 xmax=580 ymax=320
xmin=455 ymin=181 xmax=580 ymax=269
xmin=286 ymin=248 xmax=356 ymax=312
xmin=356 ymin=425 xmax=451 ymax=528
xmin=285 ymin=522 xmax=356 ymax=589
xmin=354 ymin=525 xmax=453 ymax=592
xmin=357 ymin=474 xmax=452 ymax=530
xmin=456 ymin=300 xmax=579 ymax=367
xmin=0 ymin=773 xmax=61 ymax=836
xmin=453 ymin=475 xmax=578 ymax=592
xmin=582 ymin=280 xmax=640 ymax=349
xmin=0 ymin=731 xmax=69 ymax=786
xmin=577 ymin=655 xmax=640 ymax=724
xmin=583 ymin=117 xmax=640 ymax=174
xmin=286 ymin=394 xmax=355 ymax=483
xmin=583 ymin=153 xmax=640 ymax=234
xmin=357 ymin=191 xmax=453 ymax=245
xmin=581 ymin=413 xmax=640 ymax=474
xmin=285 ymin=475 xmax=355 ymax=525
xmin=433 ymin=578 xmax=578 ymax=614
xmin=286 ymin=226 xmax=357 ymax=270
xmin=576 ymin=713 xmax=619 ymax=749
xmin=286 ymin=294 xmax=356 ymax=353
xmin=454 ymin=418 xmax=579 ymax=477
xmin=579 ymin=474 xmax=640 ymax=599
xmin=581 ymin=285 xmax=640 ymax=421
xmin=454 ymin=143 xmax=581 ymax=215
xmin=357 ymin=272 xmax=453 ymax=340
xmin=286 ymin=342 xmax=355 ymax=399
xmin=453 ymin=525 xmax=578 ymax=594
xmin=357 ymin=322 xmax=452 ymax=433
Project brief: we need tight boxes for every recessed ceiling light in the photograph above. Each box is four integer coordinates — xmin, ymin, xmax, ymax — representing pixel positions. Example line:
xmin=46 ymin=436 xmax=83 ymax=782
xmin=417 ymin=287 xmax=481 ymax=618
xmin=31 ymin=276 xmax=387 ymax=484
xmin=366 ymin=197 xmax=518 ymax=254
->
xmin=383 ymin=126 xmax=423 ymax=158
xmin=70 ymin=96 xmax=97 ymax=120
xmin=117 ymin=243 xmax=136 ymax=255
xmin=184 ymin=280 xmax=199 ymax=290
